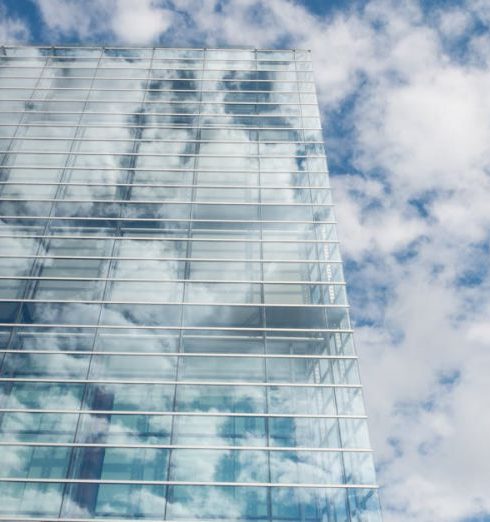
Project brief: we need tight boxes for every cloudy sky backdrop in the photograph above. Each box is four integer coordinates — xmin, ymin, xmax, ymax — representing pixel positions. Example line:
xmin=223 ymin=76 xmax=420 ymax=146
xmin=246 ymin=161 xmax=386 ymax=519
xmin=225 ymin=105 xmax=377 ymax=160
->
xmin=1 ymin=1 xmax=489 ymax=521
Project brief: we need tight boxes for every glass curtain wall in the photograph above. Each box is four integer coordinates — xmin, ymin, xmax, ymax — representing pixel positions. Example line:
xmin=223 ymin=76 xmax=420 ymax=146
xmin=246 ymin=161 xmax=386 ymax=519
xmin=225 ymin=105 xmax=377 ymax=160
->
xmin=0 ymin=46 xmax=382 ymax=521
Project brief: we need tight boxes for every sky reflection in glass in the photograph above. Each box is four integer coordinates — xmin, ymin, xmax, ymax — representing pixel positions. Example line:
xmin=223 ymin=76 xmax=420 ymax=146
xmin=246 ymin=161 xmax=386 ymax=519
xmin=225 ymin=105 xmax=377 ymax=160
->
xmin=0 ymin=46 xmax=382 ymax=521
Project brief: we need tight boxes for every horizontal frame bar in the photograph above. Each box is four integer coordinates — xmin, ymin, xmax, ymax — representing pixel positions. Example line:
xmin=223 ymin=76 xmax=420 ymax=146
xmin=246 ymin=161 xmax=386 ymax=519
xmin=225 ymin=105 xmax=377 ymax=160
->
xmin=0 ymin=136 xmax=325 ymax=145
xmin=0 ymin=255 xmax=344 ymax=264
xmin=0 ymin=323 xmax=354 ymax=333
xmin=0 ymin=123 xmax=322 ymax=131
xmin=0 ymin=86 xmax=315 ymax=96
xmin=0 ymin=199 xmax=332 ymax=207
xmin=0 ymin=298 xmax=349 ymax=308
xmin=0 ymin=235 xmax=339 ymax=244
xmin=0 ymin=98 xmax=320 ymax=106
xmin=0 ymin=166 xmax=329 ymax=174
xmin=0 ymin=112 xmax=317 ymax=120
xmin=0 ymin=350 xmax=355 ymax=359
xmin=1 ymin=150 xmax=324 ymax=158
xmin=0 ymin=441 xmax=371 ymax=452
xmin=0 ymin=226 xmax=339 ymax=235
xmin=0 ymin=76 xmax=316 ymax=84
xmin=0 ymin=477 xmax=378 ymax=489
xmin=0 ymin=182 xmax=331 ymax=190
xmin=0 ymin=44 xmax=312 ymax=51
xmin=0 ymin=377 xmax=360 ymax=388
xmin=0 ymin=408 xmax=362 ymax=418
xmin=0 ymin=276 xmax=346 ymax=286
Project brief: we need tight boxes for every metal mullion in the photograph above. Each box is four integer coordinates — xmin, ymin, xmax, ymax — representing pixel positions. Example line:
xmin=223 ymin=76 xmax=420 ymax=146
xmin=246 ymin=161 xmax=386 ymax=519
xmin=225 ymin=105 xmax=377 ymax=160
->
xmin=255 ymin=52 xmax=273 ymax=519
xmin=162 ymin=52 xmax=206 ymax=517
xmin=307 ymin=52 xmax=352 ymax=520
xmin=50 ymin=47 xmax=105 ymax=518
xmin=296 ymin=57 xmax=319 ymax=520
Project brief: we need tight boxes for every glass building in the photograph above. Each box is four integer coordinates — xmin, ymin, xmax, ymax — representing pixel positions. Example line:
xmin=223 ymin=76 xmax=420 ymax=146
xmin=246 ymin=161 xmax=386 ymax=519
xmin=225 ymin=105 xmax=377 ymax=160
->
xmin=0 ymin=46 xmax=382 ymax=521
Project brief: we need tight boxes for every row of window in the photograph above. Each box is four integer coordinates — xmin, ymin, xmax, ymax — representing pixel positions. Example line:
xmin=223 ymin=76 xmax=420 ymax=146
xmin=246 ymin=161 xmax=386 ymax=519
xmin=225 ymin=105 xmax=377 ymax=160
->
xmin=0 ymin=125 xmax=324 ymax=139
xmin=0 ymin=350 xmax=359 ymax=382
xmin=0 ymin=205 xmax=335 ymax=224
xmin=0 ymin=236 xmax=343 ymax=261
xmin=0 ymin=301 xmax=351 ymax=329
xmin=0 ymin=445 xmax=375 ymax=484
xmin=0 ymin=378 xmax=362 ymax=409
xmin=0 ymin=90 xmax=319 ymax=104
xmin=0 ymin=328 xmax=354 ymax=352
xmin=1 ymin=60 xmax=315 ymax=73
xmin=0 ymin=481 xmax=381 ymax=520
xmin=3 ymin=69 xmax=317 ymax=82
xmin=3 ymin=61 xmax=314 ymax=71
xmin=1 ymin=117 xmax=321 ymax=130
xmin=0 ymin=78 xmax=318 ymax=93
xmin=1 ymin=279 xmax=347 ymax=306
xmin=0 ymin=193 xmax=331 ymax=206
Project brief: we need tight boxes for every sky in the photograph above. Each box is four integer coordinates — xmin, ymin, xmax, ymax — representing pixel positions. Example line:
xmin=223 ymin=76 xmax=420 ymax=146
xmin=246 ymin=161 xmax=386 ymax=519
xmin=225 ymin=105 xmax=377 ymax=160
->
xmin=0 ymin=0 xmax=490 ymax=521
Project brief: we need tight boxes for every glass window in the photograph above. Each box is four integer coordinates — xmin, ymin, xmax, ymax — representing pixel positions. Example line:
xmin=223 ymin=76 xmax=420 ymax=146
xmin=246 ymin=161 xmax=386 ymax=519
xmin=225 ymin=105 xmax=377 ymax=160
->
xmin=0 ymin=445 xmax=70 ymax=478
xmin=0 ymin=412 xmax=78 ymax=442
xmin=0 ymin=481 xmax=64 ymax=517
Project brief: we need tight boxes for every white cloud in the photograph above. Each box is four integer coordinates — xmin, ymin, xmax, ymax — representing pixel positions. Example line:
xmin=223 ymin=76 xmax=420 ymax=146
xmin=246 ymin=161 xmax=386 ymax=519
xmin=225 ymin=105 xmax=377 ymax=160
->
xmin=35 ymin=0 xmax=173 ymax=43
xmin=0 ymin=6 xmax=30 ymax=42
xmin=437 ymin=8 xmax=474 ymax=39
xmin=111 ymin=0 xmax=173 ymax=44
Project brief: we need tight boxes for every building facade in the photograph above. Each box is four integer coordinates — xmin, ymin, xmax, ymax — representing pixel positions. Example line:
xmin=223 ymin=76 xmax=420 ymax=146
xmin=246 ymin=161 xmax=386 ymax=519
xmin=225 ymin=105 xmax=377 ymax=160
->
xmin=0 ymin=46 xmax=382 ymax=520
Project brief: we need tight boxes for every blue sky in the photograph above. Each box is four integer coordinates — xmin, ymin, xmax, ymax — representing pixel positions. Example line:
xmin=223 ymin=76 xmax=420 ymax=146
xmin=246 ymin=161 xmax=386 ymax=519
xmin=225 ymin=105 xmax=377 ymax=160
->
xmin=1 ymin=1 xmax=490 ymax=521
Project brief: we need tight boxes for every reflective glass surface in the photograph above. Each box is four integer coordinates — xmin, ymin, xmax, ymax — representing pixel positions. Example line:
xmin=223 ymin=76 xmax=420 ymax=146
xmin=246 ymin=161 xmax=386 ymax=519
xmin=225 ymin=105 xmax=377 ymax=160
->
xmin=0 ymin=46 xmax=382 ymax=521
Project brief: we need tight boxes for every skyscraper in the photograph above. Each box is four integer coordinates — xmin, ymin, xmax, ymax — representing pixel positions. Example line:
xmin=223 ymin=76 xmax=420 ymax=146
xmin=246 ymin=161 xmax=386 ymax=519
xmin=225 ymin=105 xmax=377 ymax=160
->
xmin=0 ymin=46 xmax=382 ymax=520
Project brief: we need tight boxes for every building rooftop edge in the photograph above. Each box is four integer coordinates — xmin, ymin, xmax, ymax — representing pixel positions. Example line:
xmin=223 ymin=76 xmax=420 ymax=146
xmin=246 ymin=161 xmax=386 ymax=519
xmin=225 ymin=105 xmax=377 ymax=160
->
xmin=0 ymin=44 xmax=311 ymax=52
